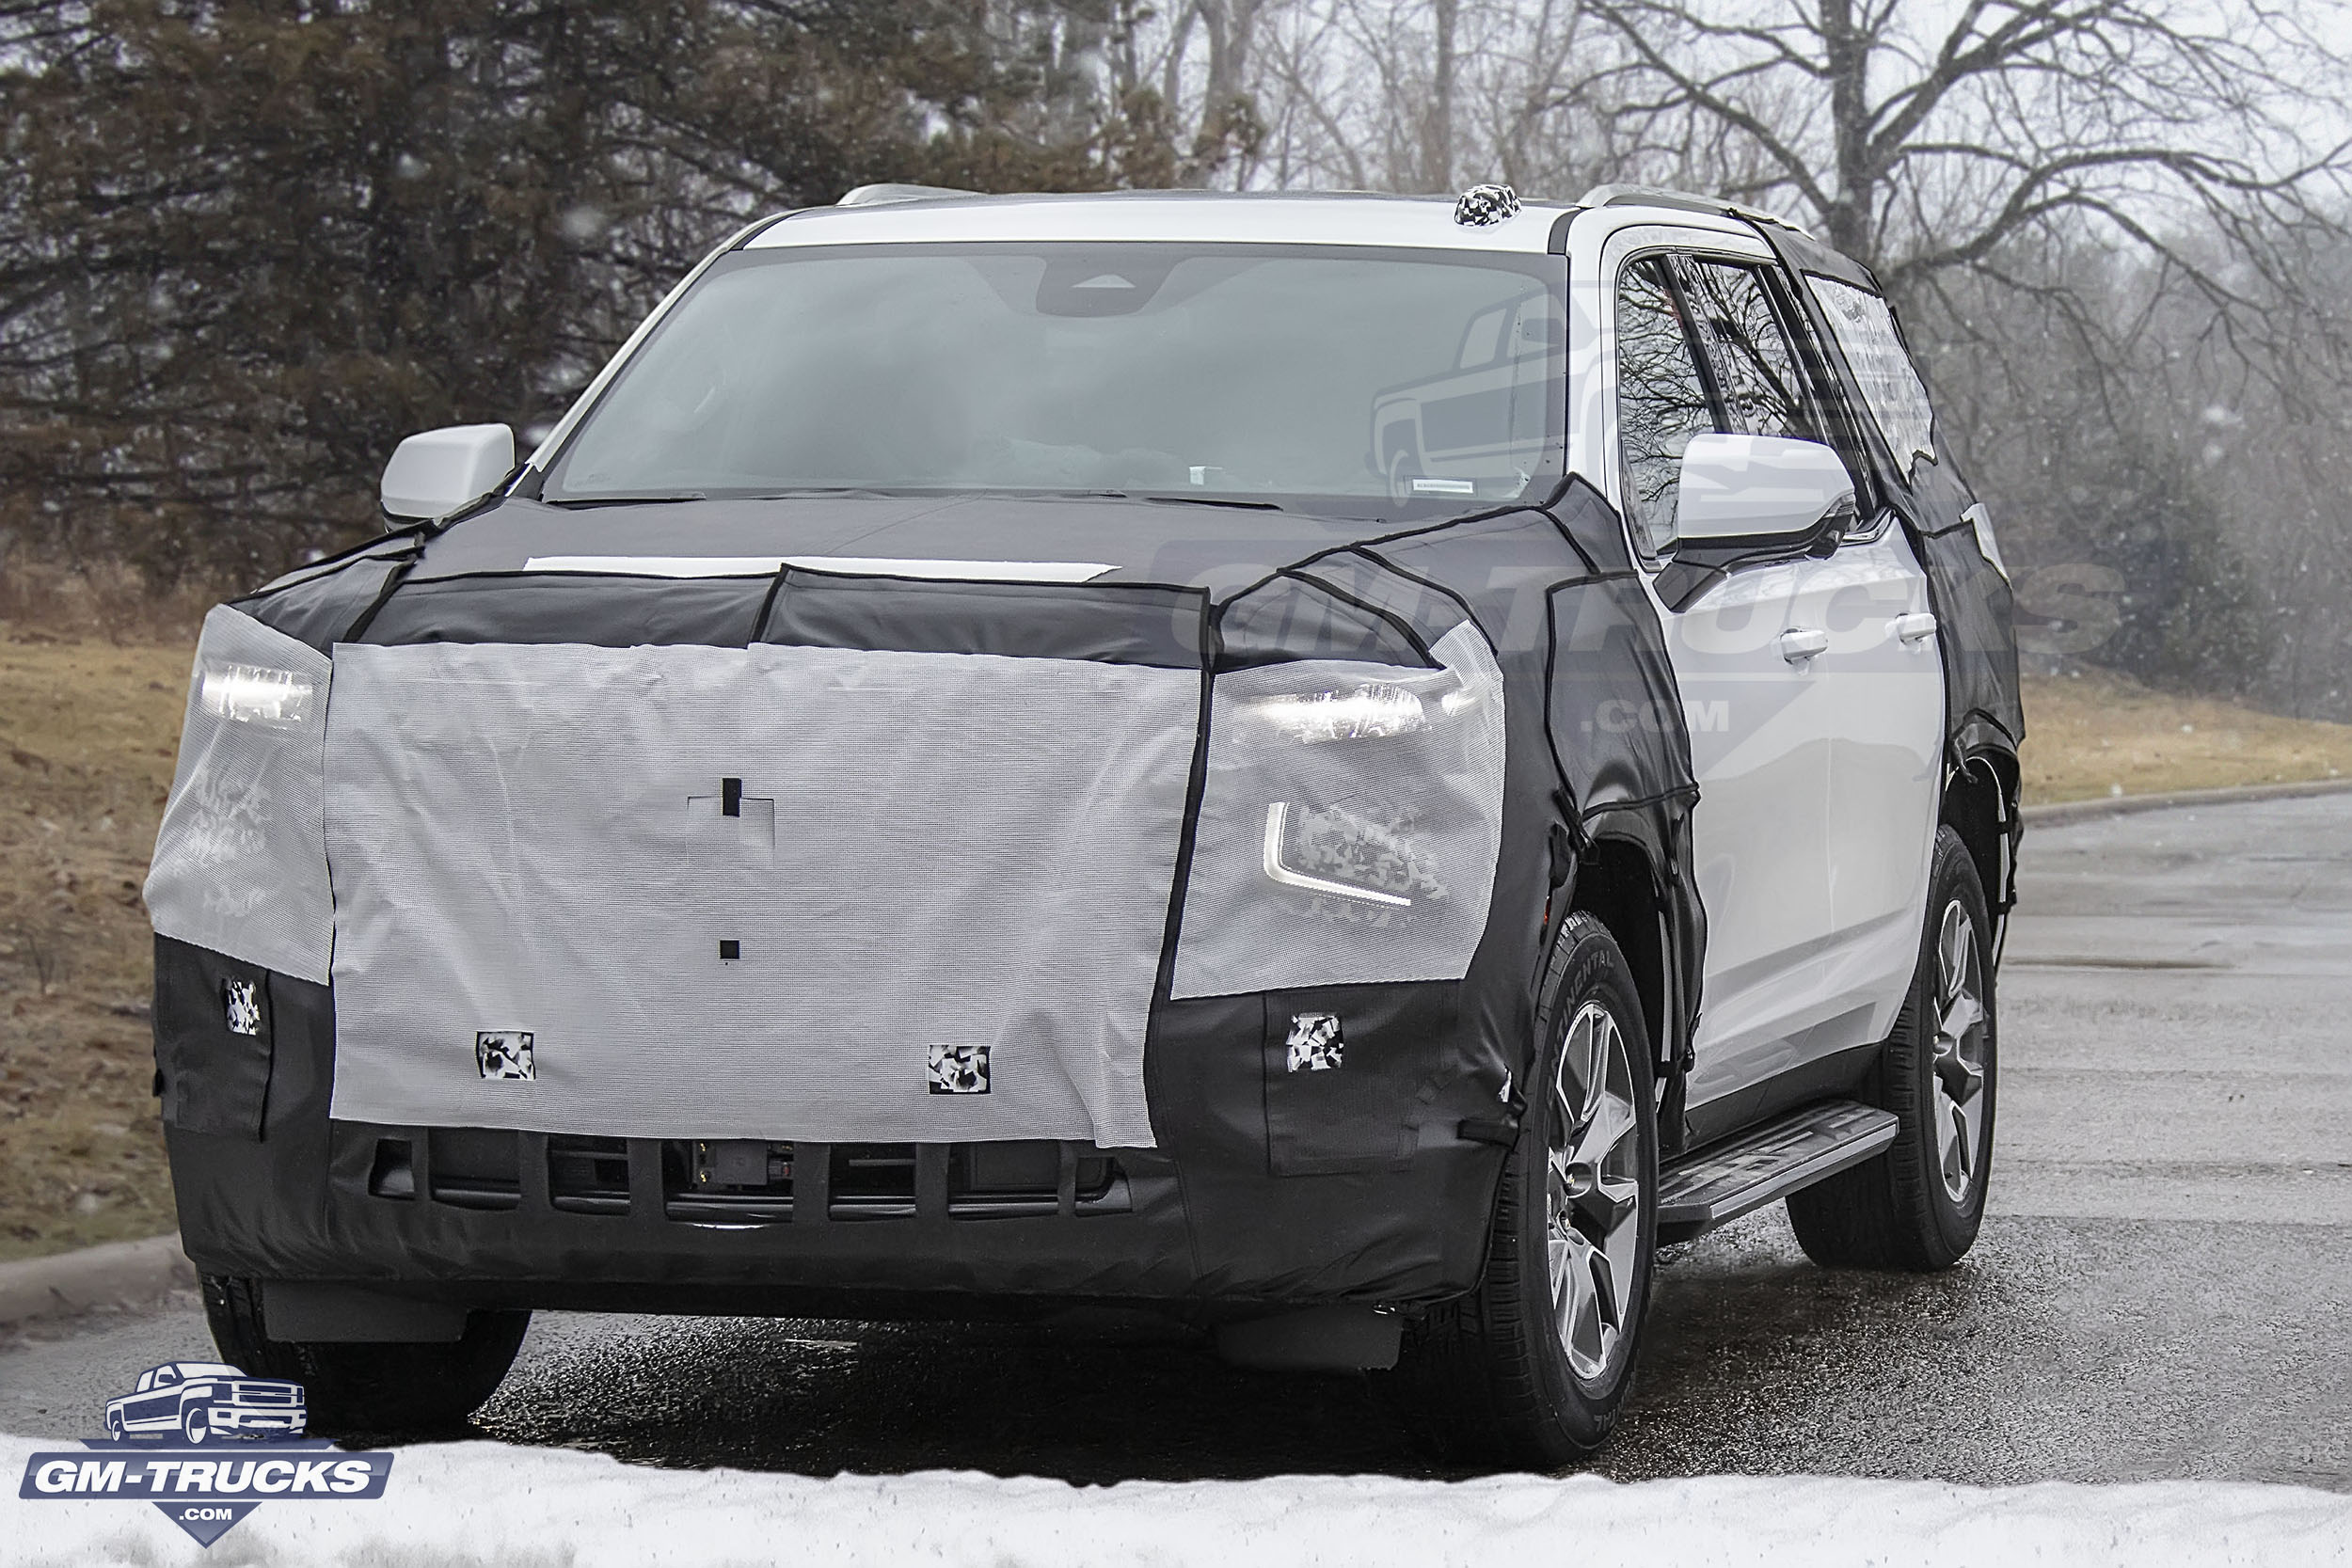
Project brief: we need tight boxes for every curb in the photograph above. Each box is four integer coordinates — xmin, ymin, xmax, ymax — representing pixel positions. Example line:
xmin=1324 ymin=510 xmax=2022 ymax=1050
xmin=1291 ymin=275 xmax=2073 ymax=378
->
xmin=0 ymin=1233 xmax=192 ymax=1332
xmin=2021 ymin=776 xmax=2352 ymax=828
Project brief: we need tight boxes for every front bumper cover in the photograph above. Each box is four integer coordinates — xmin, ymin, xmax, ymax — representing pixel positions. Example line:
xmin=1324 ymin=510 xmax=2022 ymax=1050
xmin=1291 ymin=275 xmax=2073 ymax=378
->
xmin=161 ymin=936 xmax=1511 ymax=1314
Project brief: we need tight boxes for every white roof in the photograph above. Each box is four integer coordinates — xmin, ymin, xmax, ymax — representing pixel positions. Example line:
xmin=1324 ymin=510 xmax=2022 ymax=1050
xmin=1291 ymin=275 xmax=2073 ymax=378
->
xmin=741 ymin=190 xmax=1578 ymax=255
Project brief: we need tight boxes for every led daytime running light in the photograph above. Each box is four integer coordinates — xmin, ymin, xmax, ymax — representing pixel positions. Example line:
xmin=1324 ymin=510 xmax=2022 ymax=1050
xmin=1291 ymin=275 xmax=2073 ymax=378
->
xmin=200 ymin=664 xmax=315 ymax=725
xmin=1261 ymin=802 xmax=1413 ymax=908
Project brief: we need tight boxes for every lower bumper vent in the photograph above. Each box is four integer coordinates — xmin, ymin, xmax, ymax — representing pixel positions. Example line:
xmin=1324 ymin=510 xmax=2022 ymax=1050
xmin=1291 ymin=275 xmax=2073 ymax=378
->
xmin=363 ymin=1130 xmax=1129 ymax=1224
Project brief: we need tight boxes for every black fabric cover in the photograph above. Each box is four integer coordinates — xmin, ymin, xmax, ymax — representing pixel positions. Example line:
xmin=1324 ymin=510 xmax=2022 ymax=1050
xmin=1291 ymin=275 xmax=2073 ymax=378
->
xmin=153 ymin=936 xmax=278 ymax=1139
xmin=236 ymin=548 xmax=419 ymax=652
xmin=358 ymin=572 xmax=774 ymax=649
xmin=1214 ymin=573 xmax=1436 ymax=671
xmin=1259 ymin=981 xmax=1461 ymax=1175
xmin=164 ymin=480 xmax=1705 ymax=1307
xmin=762 ymin=571 xmax=1206 ymax=667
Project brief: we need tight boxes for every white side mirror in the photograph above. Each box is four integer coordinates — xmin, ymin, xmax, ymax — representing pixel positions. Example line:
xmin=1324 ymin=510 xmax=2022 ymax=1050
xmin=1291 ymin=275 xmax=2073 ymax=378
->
xmin=1676 ymin=432 xmax=1854 ymax=546
xmin=380 ymin=424 xmax=515 ymax=520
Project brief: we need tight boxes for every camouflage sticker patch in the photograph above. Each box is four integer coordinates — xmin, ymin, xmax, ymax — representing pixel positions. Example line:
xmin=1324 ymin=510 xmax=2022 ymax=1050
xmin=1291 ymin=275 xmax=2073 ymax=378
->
xmin=928 ymin=1042 xmax=990 ymax=1095
xmin=475 ymin=1030 xmax=535 ymax=1081
xmin=222 ymin=978 xmax=262 ymax=1037
xmin=1285 ymin=1011 xmax=1344 ymax=1072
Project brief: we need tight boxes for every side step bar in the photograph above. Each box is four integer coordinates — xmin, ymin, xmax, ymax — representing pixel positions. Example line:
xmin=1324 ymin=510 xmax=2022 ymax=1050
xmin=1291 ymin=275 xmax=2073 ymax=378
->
xmin=1656 ymin=1099 xmax=1899 ymax=1245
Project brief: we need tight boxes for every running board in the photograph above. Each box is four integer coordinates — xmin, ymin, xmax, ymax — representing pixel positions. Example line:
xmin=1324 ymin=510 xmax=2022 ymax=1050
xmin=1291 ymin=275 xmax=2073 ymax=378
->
xmin=1657 ymin=1099 xmax=1899 ymax=1244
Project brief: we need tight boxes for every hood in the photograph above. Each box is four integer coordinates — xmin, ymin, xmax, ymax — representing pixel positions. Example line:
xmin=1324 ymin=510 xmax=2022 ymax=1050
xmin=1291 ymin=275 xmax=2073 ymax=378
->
xmin=409 ymin=492 xmax=1468 ymax=597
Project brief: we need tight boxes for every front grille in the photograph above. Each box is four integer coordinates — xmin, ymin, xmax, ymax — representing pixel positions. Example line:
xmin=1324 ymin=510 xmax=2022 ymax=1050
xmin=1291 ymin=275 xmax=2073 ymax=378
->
xmin=548 ymin=1135 xmax=631 ymax=1214
xmin=663 ymin=1139 xmax=794 ymax=1222
xmin=430 ymin=1128 xmax=520 ymax=1210
xmin=360 ymin=1129 xmax=1129 ymax=1224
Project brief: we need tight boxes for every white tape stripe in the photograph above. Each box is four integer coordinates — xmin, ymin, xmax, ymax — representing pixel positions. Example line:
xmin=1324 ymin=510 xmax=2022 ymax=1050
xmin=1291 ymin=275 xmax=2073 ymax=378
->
xmin=521 ymin=555 xmax=1116 ymax=582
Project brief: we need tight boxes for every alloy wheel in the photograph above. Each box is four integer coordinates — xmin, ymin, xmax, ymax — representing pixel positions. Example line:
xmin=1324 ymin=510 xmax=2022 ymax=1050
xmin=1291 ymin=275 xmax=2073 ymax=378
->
xmin=1930 ymin=900 xmax=1990 ymax=1205
xmin=1546 ymin=1001 xmax=1645 ymax=1384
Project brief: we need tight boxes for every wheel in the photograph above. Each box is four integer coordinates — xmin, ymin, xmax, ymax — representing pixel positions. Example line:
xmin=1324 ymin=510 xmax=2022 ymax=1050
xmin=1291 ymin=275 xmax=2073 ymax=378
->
xmin=181 ymin=1403 xmax=209 ymax=1444
xmin=1375 ymin=911 xmax=1659 ymax=1466
xmin=201 ymin=1275 xmax=531 ymax=1434
xmin=1788 ymin=825 xmax=1996 ymax=1270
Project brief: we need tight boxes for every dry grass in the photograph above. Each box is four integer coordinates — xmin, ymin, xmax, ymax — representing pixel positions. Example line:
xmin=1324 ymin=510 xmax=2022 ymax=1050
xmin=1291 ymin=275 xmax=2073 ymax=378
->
xmin=2 ymin=628 xmax=2347 ymax=1264
xmin=2019 ymin=668 xmax=2350 ymax=804
xmin=1 ymin=633 xmax=191 ymax=1262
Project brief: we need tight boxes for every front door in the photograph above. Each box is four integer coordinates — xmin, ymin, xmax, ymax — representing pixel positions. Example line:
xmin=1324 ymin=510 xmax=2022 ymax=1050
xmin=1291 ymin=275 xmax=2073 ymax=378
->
xmin=1604 ymin=242 xmax=1838 ymax=1113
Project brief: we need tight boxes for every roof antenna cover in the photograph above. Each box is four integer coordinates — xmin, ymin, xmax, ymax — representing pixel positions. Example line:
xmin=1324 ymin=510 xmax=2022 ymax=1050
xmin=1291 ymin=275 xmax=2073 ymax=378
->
xmin=1454 ymin=183 xmax=1521 ymax=227
xmin=837 ymin=182 xmax=979 ymax=207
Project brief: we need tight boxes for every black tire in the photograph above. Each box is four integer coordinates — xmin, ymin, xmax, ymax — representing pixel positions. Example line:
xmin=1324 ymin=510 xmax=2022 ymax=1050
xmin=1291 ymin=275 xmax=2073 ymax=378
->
xmin=181 ymin=1402 xmax=209 ymax=1444
xmin=201 ymin=1275 xmax=531 ymax=1434
xmin=1788 ymin=825 xmax=1997 ymax=1271
xmin=1375 ymin=911 xmax=1660 ymax=1466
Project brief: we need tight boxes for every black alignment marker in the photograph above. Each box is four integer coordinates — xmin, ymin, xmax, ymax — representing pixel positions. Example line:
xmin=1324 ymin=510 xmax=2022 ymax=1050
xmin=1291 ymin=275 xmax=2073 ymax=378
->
xmin=722 ymin=777 xmax=743 ymax=817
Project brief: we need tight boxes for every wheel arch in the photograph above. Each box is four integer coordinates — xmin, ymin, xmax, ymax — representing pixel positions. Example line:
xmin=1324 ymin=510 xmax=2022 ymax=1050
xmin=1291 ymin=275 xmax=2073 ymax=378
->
xmin=1565 ymin=832 xmax=1670 ymax=1068
xmin=1941 ymin=748 xmax=2020 ymax=919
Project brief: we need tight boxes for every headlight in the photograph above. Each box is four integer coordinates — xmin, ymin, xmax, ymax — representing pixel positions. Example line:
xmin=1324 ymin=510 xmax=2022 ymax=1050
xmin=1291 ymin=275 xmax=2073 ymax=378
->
xmin=199 ymin=664 xmax=316 ymax=725
xmin=1170 ymin=620 xmax=1506 ymax=998
xmin=1243 ymin=684 xmax=1430 ymax=744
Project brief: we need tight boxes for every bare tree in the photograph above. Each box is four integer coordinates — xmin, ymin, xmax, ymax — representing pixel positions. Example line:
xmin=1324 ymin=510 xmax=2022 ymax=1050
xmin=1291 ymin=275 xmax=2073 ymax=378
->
xmin=1572 ymin=1 xmax=2352 ymax=314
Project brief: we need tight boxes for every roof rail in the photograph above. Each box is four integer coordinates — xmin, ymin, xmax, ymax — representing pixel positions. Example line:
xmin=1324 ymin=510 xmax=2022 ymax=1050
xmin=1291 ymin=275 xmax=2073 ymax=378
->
xmin=837 ymin=182 xmax=982 ymax=207
xmin=1577 ymin=183 xmax=1812 ymax=237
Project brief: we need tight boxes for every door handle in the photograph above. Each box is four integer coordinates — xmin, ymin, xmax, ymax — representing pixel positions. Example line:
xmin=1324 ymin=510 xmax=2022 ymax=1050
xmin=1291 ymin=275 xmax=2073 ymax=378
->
xmin=1778 ymin=627 xmax=1830 ymax=663
xmin=1892 ymin=611 xmax=1938 ymax=644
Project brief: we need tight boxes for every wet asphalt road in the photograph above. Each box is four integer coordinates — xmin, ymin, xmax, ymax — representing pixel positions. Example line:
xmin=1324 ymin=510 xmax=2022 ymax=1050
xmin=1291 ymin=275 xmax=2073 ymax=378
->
xmin=5 ymin=795 xmax=2347 ymax=1486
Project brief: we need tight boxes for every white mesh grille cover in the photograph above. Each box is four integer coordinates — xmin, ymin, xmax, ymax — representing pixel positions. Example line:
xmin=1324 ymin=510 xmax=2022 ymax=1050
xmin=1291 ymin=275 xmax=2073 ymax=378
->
xmin=1170 ymin=622 xmax=1506 ymax=999
xmin=145 ymin=606 xmax=336 ymax=984
xmin=323 ymin=641 xmax=1197 ymax=1148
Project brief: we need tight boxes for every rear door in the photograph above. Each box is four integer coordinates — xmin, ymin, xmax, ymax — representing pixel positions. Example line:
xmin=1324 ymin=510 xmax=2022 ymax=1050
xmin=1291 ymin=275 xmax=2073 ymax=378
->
xmin=1679 ymin=256 xmax=1946 ymax=1061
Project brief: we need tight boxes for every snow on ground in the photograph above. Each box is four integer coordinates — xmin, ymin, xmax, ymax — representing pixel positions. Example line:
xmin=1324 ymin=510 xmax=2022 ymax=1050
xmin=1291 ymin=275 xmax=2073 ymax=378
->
xmin=7 ymin=1433 xmax=2348 ymax=1568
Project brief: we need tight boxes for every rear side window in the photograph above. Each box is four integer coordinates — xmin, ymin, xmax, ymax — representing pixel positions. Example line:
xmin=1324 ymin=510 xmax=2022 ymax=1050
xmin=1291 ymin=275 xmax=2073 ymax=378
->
xmin=1613 ymin=258 xmax=1715 ymax=559
xmin=1679 ymin=261 xmax=1819 ymax=443
xmin=1805 ymin=275 xmax=1936 ymax=471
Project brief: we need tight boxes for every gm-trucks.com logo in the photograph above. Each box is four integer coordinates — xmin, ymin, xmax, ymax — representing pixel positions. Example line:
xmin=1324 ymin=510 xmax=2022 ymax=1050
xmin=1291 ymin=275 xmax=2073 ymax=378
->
xmin=17 ymin=1361 xmax=393 ymax=1546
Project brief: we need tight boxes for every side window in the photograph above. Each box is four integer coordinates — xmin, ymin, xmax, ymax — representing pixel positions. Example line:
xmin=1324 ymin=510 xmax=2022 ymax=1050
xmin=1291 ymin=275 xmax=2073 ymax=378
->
xmin=1613 ymin=258 xmax=1715 ymax=558
xmin=1804 ymin=274 xmax=1936 ymax=471
xmin=1678 ymin=261 xmax=1817 ymax=441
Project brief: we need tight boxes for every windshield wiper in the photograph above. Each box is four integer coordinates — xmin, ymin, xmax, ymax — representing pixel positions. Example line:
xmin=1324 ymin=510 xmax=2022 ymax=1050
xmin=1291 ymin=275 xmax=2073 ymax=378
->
xmin=1138 ymin=493 xmax=1285 ymax=512
xmin=545 ymin=492 xmax=709 ymax=508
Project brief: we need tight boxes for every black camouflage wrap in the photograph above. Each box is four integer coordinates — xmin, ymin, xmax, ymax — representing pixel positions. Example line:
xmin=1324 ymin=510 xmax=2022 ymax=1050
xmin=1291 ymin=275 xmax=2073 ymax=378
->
xmin=158 ymin=475 xmax=1700 ymax=1312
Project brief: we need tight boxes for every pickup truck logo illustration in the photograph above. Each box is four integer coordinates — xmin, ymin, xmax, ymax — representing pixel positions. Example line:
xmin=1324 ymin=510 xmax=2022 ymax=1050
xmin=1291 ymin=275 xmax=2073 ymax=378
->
xmin=103 ymin=1361 xmax=306 ymax=1444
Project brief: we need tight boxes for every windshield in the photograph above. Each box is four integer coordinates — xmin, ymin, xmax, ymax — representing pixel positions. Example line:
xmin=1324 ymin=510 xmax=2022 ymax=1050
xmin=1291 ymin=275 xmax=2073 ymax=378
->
xmin=540 ymin=243 xmax=1565 ymax=513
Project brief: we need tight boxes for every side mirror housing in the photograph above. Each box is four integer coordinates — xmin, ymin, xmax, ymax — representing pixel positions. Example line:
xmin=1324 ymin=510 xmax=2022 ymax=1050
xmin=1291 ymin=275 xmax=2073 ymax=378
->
xmin=1675 ymin=432 xmax=1854 ymax=546
xmin=380 ymin=424 xmax=515 ymax=520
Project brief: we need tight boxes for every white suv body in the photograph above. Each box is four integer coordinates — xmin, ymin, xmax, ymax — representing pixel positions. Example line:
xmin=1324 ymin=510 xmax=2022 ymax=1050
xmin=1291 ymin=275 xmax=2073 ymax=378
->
xmin=149 ymin=186 xmax=2021 ymax=1462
